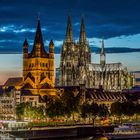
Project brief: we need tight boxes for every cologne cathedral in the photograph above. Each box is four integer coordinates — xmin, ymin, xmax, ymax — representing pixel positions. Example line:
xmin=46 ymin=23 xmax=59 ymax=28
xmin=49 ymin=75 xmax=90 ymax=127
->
xmin=60 ymin=16 xmax=134 ymax=91
xmin=22 ymin=17 xmax=55 ymax=96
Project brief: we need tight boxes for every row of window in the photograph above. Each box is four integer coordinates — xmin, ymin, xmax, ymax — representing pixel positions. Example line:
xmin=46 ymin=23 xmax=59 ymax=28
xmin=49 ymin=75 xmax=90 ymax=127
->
xmin=28 ymin=63 xmax=48 ymax=68
xmin=0 ymin=105 xmax=13 ymax=108
xmin=0 ymin=100 xmax=13 ymax=103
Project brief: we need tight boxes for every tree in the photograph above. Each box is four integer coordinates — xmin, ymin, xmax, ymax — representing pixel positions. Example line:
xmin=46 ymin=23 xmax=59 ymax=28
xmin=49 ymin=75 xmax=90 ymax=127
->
xmin=90 ymin=102 xmax=99 ymax=125
xmin=80 ymin=101 xmax=91 ymax=123
xmin=16 ymin=102 xmax=46 ymax=121
xmin=98 ymin=104 xmax=109 ymax=118
xmin=46 ymin=98 xmax=65 ymax=118
xmin=16 ymin=102 xmax=26 ymax=120
xmin=111 ymin=101 xmax=123 ymax=123
xmin=122 ymin=101 xmax=135 ymax=118
xmin=61 ymin=89 xmax=81 ymax=119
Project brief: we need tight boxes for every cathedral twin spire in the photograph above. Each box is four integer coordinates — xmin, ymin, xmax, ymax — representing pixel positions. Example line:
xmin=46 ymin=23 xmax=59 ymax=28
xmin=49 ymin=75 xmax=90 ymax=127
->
xmin=101 ymin=35 xmax=105 ymax=55
xmin=100 ymin=35 xmax=106 ymax=65
xmin=65 ymin=16 xmax=87 ymax=43
xmin=65 ymin=16 xmax=73 ymax=42
xmin=79 ymin=16 xmax=87 ymax=43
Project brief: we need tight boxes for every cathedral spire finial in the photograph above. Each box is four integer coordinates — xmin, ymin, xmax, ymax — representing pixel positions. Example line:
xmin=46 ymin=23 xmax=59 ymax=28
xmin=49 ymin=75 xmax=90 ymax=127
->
xmin=101 ymin=34 xmax=105 ymax=54
xmin=79 ymin=16 xmax=87 ymax=43
xmin=38 ymin=12 xmax=40 ymax=21
xmin=65 ymin=15 xmax=73 ymax=42
xmin=100 ymin=34 xmax=106 ymax=65
xmin=37 ymin=14 xmax=41 ymax=31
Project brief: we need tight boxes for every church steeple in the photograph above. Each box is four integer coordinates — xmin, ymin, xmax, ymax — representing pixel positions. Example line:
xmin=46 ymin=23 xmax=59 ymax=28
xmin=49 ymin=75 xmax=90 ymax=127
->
xmin=34 ymin=16 xmax=44 ymax=47
xmin=101 ymin=35 xmax=105 ymax=54
xmin=79 ymin=16 xmax=87 ymax=43
xmin=23 ymin=38 xmax=28 ymax=58
xmin=65 ymin=16 xmax=73 ymax=42
xmin=29 ymin=16 xmax=47 ymax=58
xmin=100 ymin=34 xmax=106 ymax=66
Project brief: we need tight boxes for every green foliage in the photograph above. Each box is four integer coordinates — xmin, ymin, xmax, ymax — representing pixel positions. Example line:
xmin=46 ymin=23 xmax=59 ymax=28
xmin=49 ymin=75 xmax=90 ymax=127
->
xmin=16 ymin=102 xmax=45 ymax=120
xmin=46 ymin=98 xmax=65 ymax=118
xmin=98 ymin=104 xmax=109 ymax=118
xmin=111 ymin=101 xmax=135 ymax=117
xmin=90 ymin=102 xmax=99 ymax=118
xmin=80 ymin=101 xmax=101 ymax=125
xmin=45 ymin=89 xmax=81 ymax=119
xmin=61 ymin=89 xmax=81 ymax=116
xmin=16 ymin=102 xmax=27 ymax=120
xmin=16 ymin=91 xmax=140 ymax=125
xmin=80 ymin=101 xmax=91 ymax=118
xmin=111 ymin=101 xmax=123 ymax=117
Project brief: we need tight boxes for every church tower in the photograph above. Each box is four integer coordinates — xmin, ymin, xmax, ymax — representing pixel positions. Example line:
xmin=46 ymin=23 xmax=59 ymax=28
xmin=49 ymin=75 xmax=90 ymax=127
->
xmin=79 ymin=16 xmax=91 ymax=66
xmin=49 ymin=40 xmax=55 ymax=85
xmin=60 ymin=16 xmax=91 ymax=87
xmin=23 ymin=38 xmax=28 ymax=79
xmin=60 ymin=16 xmax=79 ymax=86
xmin=100 ymin=35 xmax=106 ymax=66
xmin=78 ymin=16 xmax=91 ymax=86
xmin=65 ymin=16 xmax=73 ymax=42
xmin=22 ymin=17 xmax=55 ymax=96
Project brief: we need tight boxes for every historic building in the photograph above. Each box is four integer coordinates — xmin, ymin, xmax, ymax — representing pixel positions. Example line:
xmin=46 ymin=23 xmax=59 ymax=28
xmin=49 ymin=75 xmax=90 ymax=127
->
xmin=59 ymin=16 xmax=134 ymax=91
xmin=55 ymin=68 xmax=61 ymax=86
xmin=56 ymin=85 xmax=126 ymax=111
xmin=60 ymin=16 xmax=91 ymax=86
xmin=0 ymin=86 xmax=21 ymax=120
xmin=22 ymin=17 xmax=55 ymax=96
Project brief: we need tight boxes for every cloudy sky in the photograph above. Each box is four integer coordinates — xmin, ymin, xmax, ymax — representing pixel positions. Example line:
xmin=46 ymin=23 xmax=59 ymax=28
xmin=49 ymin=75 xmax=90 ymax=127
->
xmin=0 ymin=0 xmax=140 ymax=84
xmin=0 ymin=0 xmax=140 ymax=52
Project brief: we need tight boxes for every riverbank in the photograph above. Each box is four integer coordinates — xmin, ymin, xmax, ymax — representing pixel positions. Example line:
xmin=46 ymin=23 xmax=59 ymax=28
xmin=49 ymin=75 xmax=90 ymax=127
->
xmin=8 ymin=125 xmax=114 ymax=139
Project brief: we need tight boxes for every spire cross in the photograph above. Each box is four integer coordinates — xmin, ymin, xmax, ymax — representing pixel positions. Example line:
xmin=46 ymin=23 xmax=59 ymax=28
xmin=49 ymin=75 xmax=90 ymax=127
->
xmin=38 ymin=12 xmax=40 ymax=21
xmin=101 ymin=33 xmax=105 ymax=54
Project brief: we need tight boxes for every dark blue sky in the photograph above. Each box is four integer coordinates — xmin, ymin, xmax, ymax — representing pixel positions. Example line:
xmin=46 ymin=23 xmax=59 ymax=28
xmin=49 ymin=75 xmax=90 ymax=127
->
xmin=0 ymin=0 xmax=140 ymax=53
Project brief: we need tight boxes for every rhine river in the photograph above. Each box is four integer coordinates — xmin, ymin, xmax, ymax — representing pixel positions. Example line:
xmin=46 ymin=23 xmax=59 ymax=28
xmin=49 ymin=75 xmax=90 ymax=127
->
xmin=33 ymin=137 xmax=107 ymax=140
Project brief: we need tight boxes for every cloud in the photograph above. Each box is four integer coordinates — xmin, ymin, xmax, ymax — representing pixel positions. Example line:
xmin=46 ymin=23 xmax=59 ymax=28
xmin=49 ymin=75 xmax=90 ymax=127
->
xmin=0 ymin=25 xmax=15 ymax=32
xmin=0 ymin=24 xmax=48 ymax=34
xmin=73 ymin=22 xmax=80 ymax=26
xmin=54 ymin=40 xmax=63 ymax=47
xmin=0 ymin=0 xmax=140 ymax=53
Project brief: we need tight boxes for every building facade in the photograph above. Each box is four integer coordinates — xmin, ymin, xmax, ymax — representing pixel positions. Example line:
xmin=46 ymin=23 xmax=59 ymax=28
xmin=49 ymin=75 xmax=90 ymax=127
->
xmin=60 ymin=16 xmax=91 ymax=86
xmin=56 ymin=85 xmax=126 ymax=111
xmin=59 ymin=16 xmax=134 ymax=91
xmin=55 ymin=68 xmax=61 ymax=86
xmin=0 ymin=87 xmax=21 ymax=120
xmin=22 ymin=17 xmax=55 ymax=96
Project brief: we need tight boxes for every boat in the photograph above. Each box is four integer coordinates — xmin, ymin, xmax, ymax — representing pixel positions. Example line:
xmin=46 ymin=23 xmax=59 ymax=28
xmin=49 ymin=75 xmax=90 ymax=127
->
xmin=105 ymin=123 xmax=140 ymax=139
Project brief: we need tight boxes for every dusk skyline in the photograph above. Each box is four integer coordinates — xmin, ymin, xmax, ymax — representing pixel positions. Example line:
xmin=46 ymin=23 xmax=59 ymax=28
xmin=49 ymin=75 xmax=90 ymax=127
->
xmin=0 ymin=0 xmax=140 ymax=84
xmin=0 ymin=0 xmax=140 ymax=53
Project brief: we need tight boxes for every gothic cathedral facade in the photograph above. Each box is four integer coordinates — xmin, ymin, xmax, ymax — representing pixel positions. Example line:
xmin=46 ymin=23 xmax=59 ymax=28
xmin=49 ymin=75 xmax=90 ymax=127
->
xmin=60 ymin=16 xmax=91 ymax=86
xmin=60 ymin=16 xmax=134 ymax=91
